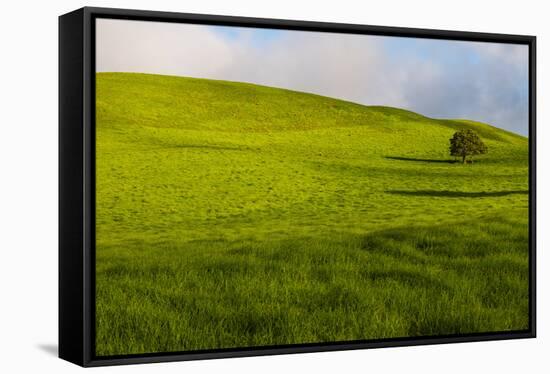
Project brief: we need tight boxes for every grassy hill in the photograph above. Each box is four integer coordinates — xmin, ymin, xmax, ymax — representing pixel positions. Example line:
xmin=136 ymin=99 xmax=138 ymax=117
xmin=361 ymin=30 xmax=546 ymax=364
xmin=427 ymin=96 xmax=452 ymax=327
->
xmin=95 ymin=73 xmax=529 ymax=356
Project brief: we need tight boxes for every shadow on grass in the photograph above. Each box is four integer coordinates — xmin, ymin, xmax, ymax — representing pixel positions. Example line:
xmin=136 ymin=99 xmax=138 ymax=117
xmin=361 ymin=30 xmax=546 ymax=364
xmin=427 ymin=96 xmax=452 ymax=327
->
xmin=386 ymin=190 xmax=529 ymax=198
xmin=165 ymin=144 xmax=248 ymax=151
xmin=385 ymin=156 xmax=457 ymax=164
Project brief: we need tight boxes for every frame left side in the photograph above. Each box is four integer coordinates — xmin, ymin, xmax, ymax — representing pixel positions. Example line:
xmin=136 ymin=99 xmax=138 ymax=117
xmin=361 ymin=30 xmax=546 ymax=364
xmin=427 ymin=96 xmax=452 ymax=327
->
xmin=59 ymin=7 xmax=92 ymax=367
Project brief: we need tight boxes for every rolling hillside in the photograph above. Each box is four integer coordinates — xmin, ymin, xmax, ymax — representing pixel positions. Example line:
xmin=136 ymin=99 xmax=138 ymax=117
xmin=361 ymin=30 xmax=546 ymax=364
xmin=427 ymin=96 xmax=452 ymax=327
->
xmin=95 ymin=73 xmax=529 ymax=356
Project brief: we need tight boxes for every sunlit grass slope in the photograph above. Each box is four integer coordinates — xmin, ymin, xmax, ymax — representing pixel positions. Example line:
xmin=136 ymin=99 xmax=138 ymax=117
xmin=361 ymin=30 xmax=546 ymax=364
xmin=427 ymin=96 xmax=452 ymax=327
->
xmin=95 ymin=73 xmax=529 ymax=356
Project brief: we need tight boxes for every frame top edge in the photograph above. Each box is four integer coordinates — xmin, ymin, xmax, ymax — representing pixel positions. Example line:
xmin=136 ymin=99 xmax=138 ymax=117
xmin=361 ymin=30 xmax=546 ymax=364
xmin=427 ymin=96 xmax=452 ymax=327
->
xmin=81 ymin=6 xmax=535 ymax=44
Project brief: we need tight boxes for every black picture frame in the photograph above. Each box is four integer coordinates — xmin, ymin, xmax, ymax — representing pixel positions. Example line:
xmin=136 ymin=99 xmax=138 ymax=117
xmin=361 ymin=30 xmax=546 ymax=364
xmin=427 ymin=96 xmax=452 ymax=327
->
xmin=59 ymin=6 xmax=537 ymax=367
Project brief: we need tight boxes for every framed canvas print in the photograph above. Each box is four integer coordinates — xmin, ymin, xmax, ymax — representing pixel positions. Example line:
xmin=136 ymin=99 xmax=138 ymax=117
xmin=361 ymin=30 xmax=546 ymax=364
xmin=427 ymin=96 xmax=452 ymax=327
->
xmin=59 ymin=7 xmax=536 ymax=367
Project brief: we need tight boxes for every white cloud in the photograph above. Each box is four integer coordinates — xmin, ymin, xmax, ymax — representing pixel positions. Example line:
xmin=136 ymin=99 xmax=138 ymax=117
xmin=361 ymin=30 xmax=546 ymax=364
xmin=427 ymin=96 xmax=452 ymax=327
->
xmin=96 ymin=20 xmax=234 ymax=76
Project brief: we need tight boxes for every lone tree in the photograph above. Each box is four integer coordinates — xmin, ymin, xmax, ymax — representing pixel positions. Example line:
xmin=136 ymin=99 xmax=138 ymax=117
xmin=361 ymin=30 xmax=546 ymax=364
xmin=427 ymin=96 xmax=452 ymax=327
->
xmin=449 ymin=129 xmax=487 ymax=164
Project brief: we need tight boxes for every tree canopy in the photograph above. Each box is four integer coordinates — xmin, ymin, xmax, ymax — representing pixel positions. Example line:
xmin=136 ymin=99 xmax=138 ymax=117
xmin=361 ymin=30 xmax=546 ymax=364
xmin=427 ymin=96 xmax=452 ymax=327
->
xmin=449 ymin=129 xmax=488 ymax=163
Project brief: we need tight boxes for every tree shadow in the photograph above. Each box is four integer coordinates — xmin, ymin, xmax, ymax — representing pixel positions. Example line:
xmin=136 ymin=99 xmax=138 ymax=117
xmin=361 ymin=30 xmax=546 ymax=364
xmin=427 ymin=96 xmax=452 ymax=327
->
xmin=386 ymin=190 xmax=528 ymax=198
xmin=385 ymin=156 xmax=457 ymax=164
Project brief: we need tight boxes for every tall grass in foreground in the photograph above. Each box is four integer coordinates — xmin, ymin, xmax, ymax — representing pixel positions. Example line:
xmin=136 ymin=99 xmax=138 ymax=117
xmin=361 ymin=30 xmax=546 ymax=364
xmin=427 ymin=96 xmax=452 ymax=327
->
xmin=96 ymin=211 xmax=528 ymax=355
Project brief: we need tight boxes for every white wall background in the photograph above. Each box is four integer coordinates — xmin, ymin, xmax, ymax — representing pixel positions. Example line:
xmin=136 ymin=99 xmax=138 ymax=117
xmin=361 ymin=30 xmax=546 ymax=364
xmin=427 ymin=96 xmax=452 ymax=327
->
xmin=0 ymin=0 xmax=546 ymax=372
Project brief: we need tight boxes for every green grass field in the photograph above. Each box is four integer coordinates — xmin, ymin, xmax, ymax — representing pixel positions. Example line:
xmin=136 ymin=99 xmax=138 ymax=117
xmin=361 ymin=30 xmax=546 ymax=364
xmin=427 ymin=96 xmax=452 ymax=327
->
xmin=95 ymin=72 xmax=529 ymax=356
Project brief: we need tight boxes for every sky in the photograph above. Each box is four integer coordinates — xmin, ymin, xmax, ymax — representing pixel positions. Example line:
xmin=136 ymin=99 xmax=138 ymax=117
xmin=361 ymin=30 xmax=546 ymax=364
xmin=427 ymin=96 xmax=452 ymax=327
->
xmin=96 ymin=19 xmax=529 ymax=136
